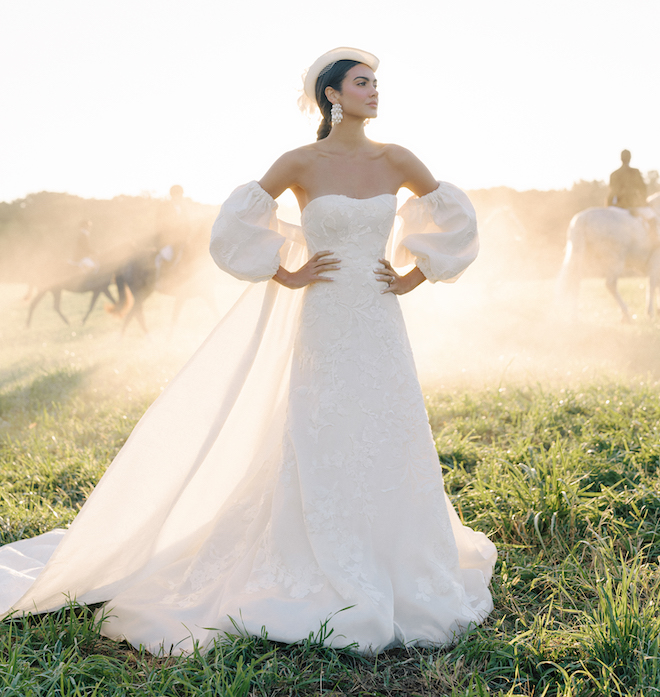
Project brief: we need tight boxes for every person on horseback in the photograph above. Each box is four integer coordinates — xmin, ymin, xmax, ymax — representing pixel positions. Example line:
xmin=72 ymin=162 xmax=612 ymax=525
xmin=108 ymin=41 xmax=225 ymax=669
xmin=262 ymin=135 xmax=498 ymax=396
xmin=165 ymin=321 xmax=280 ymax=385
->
xmin=69 ymin=220 xmax=99 ymax=274
xmin=607 ymin=150 xmax=657 ymax=243
xmin=607 ymin=150 xmax=647 ymax=209
xmin=155 ymin=185 xmax=192 ymax=277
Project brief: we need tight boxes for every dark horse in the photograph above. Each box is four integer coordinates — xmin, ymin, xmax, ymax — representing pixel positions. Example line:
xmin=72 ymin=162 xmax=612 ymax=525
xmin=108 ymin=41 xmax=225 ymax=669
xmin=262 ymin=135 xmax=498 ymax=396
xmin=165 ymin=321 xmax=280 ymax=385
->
xmin=110 ymin=248 xmax=158 ymax=335
xmin=110 ymin=244 xmax=217 ymax=335
xmin=26 ymin=264 xmax=117 ymax=328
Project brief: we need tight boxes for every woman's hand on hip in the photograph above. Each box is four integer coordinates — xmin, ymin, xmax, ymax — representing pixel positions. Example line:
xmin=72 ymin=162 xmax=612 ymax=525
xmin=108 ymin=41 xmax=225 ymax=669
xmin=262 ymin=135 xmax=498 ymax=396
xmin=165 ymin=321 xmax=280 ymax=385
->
xmin=273 ymin=251 xmax=340 ymax=289
xmin=376 ymin=259 xmax=426 ymax=295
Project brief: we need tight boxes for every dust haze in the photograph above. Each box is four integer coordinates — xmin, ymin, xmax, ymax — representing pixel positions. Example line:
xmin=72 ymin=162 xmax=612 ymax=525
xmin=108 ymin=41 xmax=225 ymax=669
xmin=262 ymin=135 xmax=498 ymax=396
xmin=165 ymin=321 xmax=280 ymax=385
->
xmin=401 ymin=180 xmax=660 ymax=388
xmin=2 ymin=178 xmax=660 ymax=407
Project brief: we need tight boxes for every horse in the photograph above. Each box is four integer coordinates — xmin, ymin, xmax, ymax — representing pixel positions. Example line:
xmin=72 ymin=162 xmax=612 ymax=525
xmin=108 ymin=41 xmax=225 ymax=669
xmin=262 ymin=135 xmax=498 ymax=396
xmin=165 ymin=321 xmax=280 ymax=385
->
xmin=557 ymin=195 xmax=660 ymax=321
xmin=109 ymin=242 xmax=217 ymax=335
xmin=26 ymin=263 xmax=117 ymax=328
xmin=644 ymin=192 xmax=660 ymax=315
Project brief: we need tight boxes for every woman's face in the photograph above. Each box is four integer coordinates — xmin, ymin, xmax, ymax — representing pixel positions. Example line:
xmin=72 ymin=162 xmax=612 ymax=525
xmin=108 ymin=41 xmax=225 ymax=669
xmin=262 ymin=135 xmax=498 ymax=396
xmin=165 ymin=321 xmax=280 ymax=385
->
xmin=330 ymin=63 xmax=378 ymax=120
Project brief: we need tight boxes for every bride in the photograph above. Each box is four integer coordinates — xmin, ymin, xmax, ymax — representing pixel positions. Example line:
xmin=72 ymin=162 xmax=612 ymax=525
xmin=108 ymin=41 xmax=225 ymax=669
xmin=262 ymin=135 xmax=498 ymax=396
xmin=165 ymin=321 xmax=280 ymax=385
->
xmin=0 ymin=47 xmax=496 ymax=655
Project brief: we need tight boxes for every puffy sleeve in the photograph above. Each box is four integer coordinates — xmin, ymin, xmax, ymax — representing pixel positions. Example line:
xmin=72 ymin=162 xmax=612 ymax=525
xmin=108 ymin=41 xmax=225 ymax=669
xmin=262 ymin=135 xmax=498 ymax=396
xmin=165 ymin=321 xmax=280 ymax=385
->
xmin=393 ymin=181 xmax=479 ymax=283
xmin=210 ymin=181 xmax=286 ymax=282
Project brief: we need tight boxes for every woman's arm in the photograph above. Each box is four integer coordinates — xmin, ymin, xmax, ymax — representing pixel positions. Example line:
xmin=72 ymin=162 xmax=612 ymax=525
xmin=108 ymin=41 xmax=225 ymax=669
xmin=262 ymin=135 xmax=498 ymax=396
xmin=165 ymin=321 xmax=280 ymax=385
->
xmin=386 ymin=145 xmax=439 ymax=198
xmin=272 ymin=250 xmax=340 ymax=288
xmin=259 ymin=149 xmax=342 ymax=289
xmin=375 ymin=259 xmax=426 ymax=295
xmin=258 ymin=149 xmax=306 ymax=200
xmin=376 ymin=145 xmax=439 ymax=294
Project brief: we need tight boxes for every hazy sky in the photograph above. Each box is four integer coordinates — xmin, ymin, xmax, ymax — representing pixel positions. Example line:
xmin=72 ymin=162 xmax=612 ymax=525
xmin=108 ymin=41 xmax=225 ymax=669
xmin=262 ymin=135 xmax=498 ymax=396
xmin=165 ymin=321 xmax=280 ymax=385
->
xmin=1 ymin=0 xmax=658 ymax=205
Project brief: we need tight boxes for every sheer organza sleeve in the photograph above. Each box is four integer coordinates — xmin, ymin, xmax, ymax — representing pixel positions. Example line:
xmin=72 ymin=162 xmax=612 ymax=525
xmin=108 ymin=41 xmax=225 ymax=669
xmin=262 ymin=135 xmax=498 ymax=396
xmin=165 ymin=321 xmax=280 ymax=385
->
xmin=210 ymin=181 xmax=286 ymax=282
xmin=393 ymin=181 xmax=479 ymax=283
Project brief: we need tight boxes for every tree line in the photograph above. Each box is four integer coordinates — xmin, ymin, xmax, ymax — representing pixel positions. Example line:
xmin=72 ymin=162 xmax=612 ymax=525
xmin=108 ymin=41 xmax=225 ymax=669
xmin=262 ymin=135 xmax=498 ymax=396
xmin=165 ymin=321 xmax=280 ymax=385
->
xmin=1 ymin=173 xmax=658 ymax=284
xmin=0 ymin=192 xmax=218 ymax=286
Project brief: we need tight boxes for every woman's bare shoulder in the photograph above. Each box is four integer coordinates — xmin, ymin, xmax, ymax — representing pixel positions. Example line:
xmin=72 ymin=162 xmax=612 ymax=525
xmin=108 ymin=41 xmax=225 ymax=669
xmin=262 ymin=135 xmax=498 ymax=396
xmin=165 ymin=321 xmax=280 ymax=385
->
xmin=379 ymin=143 xmax=423 ymax=166
xmin=378 ymin=144 xmax=437 ymax=196
xmin=271 ymin=144 xmax=318 ymax=168
xmin=259 ymin=144 xmax=322 ymax=198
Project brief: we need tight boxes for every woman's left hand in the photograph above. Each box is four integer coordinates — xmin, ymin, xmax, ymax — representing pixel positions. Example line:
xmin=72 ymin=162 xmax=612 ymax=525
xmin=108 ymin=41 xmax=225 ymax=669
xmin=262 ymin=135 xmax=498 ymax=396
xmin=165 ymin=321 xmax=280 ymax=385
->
xmin=375 ymin=259 xmax=426 ymax=295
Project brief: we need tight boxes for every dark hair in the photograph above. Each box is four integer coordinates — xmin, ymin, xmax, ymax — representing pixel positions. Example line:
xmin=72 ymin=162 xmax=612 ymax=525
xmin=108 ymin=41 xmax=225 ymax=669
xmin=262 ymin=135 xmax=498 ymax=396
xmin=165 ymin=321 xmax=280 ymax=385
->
xmin=315 ymin=59 xmax=360 ymax=140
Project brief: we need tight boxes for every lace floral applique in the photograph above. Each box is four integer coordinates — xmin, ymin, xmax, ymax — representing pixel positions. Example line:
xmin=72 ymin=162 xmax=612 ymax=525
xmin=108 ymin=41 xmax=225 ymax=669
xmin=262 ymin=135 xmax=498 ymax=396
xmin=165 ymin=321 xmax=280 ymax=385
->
xmin=244 ymin=538 xmax=325 ymax=599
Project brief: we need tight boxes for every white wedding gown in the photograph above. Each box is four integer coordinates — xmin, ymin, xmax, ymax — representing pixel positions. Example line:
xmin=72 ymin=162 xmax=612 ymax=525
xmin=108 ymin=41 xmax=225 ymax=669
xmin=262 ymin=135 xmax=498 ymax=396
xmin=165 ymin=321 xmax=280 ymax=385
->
xmin=0 ymin=181 xmax=496 ymax=655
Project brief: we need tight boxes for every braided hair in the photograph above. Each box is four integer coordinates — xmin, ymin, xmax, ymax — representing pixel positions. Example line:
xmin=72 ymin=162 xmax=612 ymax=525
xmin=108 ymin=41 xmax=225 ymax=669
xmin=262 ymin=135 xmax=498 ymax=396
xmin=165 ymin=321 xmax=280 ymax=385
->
xmin=314 ymin=59 xmax=360 ymax=140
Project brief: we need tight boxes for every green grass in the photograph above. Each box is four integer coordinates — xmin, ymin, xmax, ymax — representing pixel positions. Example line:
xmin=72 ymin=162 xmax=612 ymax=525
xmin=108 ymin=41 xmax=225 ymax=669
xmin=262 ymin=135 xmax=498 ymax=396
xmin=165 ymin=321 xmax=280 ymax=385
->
xmin=4 ymin=280 xmax=660 ymax=695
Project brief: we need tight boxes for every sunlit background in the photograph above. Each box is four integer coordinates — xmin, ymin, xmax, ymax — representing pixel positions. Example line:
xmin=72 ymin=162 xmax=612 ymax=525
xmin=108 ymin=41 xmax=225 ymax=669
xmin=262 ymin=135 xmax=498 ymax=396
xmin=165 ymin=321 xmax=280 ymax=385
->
xmin=1 ymin=0 xmax=658 ymax=204
xmin=2 ymin=0 xmax=660 ymax=389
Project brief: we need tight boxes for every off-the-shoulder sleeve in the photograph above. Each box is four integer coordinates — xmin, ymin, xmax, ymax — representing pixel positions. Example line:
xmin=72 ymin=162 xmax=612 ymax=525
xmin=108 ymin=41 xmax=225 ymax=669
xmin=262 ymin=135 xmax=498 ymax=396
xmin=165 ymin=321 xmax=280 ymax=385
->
xmin=393 ymin=181 xmax=479 ymax=283
xmin=210 ymin=181 xmax=286 ymax=282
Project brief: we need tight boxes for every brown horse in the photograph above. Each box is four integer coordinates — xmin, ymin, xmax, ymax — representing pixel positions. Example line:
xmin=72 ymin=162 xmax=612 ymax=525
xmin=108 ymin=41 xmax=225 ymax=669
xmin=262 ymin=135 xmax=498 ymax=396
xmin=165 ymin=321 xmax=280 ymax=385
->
xmin=26 ymin=263 xmax=117 ymax=328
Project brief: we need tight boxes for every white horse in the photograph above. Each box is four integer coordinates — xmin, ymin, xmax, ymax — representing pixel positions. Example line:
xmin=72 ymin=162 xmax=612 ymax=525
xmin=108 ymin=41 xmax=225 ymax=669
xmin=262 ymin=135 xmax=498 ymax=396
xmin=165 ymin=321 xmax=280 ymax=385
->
xmin=646 ymin=192 xmax=660 ymax=315
xmin=558 ymin=193 xmax=660 ymax=321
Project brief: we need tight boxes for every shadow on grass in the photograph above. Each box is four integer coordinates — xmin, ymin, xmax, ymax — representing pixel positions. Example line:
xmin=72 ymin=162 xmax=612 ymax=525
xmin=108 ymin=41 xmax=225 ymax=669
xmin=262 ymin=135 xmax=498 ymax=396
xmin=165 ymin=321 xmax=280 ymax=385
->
xmin=0 ymin=367 xmax=93 ymax=419
xmin=0 ymin=363 xmax=43 ymax=392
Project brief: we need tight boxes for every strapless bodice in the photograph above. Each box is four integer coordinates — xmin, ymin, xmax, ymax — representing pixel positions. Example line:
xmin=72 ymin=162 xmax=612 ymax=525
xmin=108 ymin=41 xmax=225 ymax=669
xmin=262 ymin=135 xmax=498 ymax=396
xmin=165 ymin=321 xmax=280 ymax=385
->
xmin=301 ymin=194 xmax=397 ymax=296
xmin=302 ymin=194 xmax=397 ymax=260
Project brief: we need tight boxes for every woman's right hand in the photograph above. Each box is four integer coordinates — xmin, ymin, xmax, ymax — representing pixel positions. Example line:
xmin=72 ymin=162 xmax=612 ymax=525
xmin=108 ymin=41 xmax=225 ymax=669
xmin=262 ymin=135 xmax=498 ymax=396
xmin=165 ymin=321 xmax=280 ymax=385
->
xmin=273 ymin=250 xmax=340 ymax=289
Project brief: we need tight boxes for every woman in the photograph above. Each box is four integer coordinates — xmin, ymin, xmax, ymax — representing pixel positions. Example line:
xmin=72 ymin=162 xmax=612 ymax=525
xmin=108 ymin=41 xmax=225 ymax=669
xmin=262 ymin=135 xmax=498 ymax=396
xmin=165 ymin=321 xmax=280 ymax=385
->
xmin=0 ymin=48 xmax=495 ymax=655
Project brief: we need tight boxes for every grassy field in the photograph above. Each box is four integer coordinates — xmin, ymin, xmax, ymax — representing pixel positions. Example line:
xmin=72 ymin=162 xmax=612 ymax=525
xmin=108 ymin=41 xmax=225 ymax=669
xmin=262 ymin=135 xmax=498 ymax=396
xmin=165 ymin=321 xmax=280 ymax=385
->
xmin=3 ymin=279 xmax=660 ymax=695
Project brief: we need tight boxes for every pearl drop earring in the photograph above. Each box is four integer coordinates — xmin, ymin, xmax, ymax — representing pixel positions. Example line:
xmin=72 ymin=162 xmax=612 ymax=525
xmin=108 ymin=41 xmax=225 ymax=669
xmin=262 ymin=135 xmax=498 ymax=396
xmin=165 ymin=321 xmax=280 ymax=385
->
xmin=331 ymin=103 xmax=343 ymax=126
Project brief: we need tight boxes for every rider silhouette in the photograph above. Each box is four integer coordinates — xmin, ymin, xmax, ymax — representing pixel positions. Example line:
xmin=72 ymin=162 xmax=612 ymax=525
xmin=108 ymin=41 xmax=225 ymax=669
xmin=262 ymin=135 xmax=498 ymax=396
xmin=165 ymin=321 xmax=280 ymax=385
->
xmin=607 ymin=150 xmax=647 ymax=209
xmin=607 ymin=150 xmax=657 ymax=243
